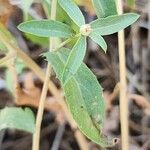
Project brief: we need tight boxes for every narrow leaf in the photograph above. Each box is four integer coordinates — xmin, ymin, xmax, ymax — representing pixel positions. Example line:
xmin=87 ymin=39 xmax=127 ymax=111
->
xmin=18 ymin=20 xmax=74 ymax=38
xmin=44 ymin=48 xmax=116 ymax=147
xmin=91 ymin=13 xmax=140 ymax=35
xmin=89 ymin=33 xmax=107 ymax=52
xmin=62 ymin=36 xmax=86 ymax=84
xmin=92 ymin=0 xmax=117 ymax=18
xmin=58 ymin=0 xmax=85 ymax=26
xmin=0 ymin=107 xmax=35 ymax=133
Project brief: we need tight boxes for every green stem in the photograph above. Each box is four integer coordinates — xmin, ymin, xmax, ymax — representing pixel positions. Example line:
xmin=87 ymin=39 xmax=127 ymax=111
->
xmin=54 ymin=33 xmax=81 ymax=52
xmin=0 ymin=26 xmax=89 ymax=150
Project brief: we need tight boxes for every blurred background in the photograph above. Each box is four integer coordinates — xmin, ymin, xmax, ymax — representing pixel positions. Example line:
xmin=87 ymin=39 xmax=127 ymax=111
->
xmin=0 ymin=0 xmax=150 ymax=149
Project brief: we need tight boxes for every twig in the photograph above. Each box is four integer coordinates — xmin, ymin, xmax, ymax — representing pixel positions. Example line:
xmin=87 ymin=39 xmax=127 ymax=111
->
xmin=32 ymin=0 xmax=57 ymax=150
xmin=148 ymin=1 xmax=150 ymax=49
xmin=8 ymin=56 xmax=18 ymax=99
xmin=142 ymin=139 xmax=150 ymax=150
xmin=129 ymin=120 xmax=150 ymax=134
xmin=117 ymin=0 xmax=129 ymax=150
xmin=104 ymin=83 xmax=120 ymax=111
xmin=0 ymin=53 xmax=15 ymax=65
xmin=129 ymin=94 xmax=150 ymax=110
xmin=51 ymin=123 xmax=66 ymax=150
xmin=0 ymin=27 xmax=60 ymax=107
xmin=0 ymin=130 xmax=6 ymax=148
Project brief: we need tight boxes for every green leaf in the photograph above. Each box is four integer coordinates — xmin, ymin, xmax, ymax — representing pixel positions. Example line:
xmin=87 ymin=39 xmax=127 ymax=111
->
xmin=18 ymin=20 xmax=74 ymax=38
xmin=0 ymin=107 xmax=35 ymax=133
xmin=62 ymin=36 xmax=86 ymax=84
xmin=42 ymin=0 xmax=51 ymax=18
xmin=25 ymin=33 xmax=49 ymax=47
xmin=92 ymin=0 xmax=117 ymax=18
xmin=89 ymin=33 xmax=107 ymax=52
xmin=58 ymin=0 xmax=85 ymax=26
xmin=91 ymin=13 xmax=140 ymax=35
xmin=44 ymin=48 xmax=116 ymax=147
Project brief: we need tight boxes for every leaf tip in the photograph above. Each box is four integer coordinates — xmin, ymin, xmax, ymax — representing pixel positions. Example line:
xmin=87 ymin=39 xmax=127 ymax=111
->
xmin=103 ymin=48 xmax=107 ymax=53
xmin=17 ymin=21 xmax=29 ymax=32
xmin=17 ymin=23 xmax=23 ymax=32
xmin=128 ymin=12 xmax=140 ymax=21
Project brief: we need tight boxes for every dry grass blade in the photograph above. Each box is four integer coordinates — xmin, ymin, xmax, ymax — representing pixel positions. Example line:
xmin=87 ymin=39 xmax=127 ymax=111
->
xmin=117 ymin=0 xmax=129 ymax=149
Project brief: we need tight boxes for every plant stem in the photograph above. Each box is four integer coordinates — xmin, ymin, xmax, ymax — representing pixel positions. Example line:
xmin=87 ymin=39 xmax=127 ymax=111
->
xmin=0 ymin=32 xmax=60 ymax=100
xmin=54 ymin=33 xmax=81 ymax=52
xmin=8 ymin=53 xmax=18 ymax=99
xmin=117 ymin=0 xmax=129 ymax=150
xmin=0 ymin=19 xmax=89 ymax=150
xmin=32 ymin=0 xmax=57 ymax=150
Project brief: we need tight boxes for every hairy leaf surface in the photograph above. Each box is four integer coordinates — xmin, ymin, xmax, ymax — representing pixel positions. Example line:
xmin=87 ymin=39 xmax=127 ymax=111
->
xmin=18 ymin=20 xmax=73 ymax=38
xmin=0 ymin=107 xmax=35 ymax=133
xmin=58 ymin=0 xmax=85 ymax=26
xmin=62 ymin=36 xmax=86 ymax=84
xmin=91 ymin=13 xmax=140 ymax=35
xmin=44 ymin=48 xmax=116 ymax=147
xmin=92 ymin=0 xmax=117 ymax=18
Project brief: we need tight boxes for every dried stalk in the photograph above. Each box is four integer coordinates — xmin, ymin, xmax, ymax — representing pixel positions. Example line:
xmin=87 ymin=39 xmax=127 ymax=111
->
xmin=8 ymin=55 xmax=18 ymax=99
xmin=0 ymin=53 xmax=15 ymax=65
xmin=117 ymin=0 xmax=129 ymax=150
xmin=32 ymin=0 xmax=57 ymax=150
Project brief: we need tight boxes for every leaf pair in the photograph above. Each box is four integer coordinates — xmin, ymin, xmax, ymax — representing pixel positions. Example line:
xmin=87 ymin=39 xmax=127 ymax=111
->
xmin=17 ymin=0 xmax=140 ymax=146
xmin=44 ymin=48 xmax=116 ymax=147
xmin=18 ymin=9 xmax=139 ymax=83
xmin=57 ymin=0 xmax=139 ymax=83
